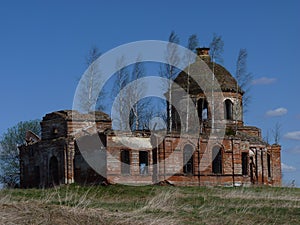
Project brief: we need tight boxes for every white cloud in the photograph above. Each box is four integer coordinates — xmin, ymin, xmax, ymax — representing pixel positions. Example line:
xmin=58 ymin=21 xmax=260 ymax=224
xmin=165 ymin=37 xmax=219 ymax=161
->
xmin=284 ymin=131 xmax=300 ymax=141
xmin=281 ymin=163 xmax=296 ymax=172
xmin=252 ymin=77 xmax=277 ymax=85
xmin=266 ymin=107 xmax=288 ymax=117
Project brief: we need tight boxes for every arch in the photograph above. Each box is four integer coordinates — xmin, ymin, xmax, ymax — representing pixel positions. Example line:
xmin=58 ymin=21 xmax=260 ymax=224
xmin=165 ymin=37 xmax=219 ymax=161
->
xmin=198 ymin=98 xmax=209 ymax=120
xmin=171 ymin=104 xmax=181 ymax=132
xmin=212 ymin=146 xmax=222 ymax=174
xmin=183 ymin=144 xmax=194 ymax=174
xmin=121 ymin=150 xmax=130 ymax=174
xmin=49 ymin=156 xmax=59 ymax=185
xmin=241 ymin=152 xmax=248 ymax=176
xmin=224 ymin=99 xmax=233 ymax=120
xmin=139 ymin=151 xmax=149 ymax=175
xmin=267 ymin=153 xmax=271 ymax=178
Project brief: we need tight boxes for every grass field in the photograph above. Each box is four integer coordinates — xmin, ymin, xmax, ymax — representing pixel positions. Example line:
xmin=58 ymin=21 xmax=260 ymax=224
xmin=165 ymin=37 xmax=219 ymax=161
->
xmin=0 ymin=184 xmax=299 ymax=224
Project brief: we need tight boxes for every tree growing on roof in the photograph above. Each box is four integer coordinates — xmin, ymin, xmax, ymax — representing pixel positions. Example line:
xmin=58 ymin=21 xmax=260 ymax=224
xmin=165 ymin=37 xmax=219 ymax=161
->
xmin=209 ymin=33 xmax=224 ymax=131
xmin=76 ymin=46 xmax=106 ymax=113
xmin=160 ymin=31 xmax=180 ymax=133
xmin=272 ymin=122 xmax=281 ymax=145
xmin=185 ymin=34 xmax=199 ymax=132
xmin=128 ymin=56 xmax=150 ymax=131
xmin=111 ymin=55 xmax=131 ymax=130
xmin=235 ymin=48 xmax=253 ymax=114
xmin=209 ymin=33 xmax=224 ymax=65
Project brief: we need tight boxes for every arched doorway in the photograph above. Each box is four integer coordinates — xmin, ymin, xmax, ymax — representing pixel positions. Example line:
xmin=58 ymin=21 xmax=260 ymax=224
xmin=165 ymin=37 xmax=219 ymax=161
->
xmin=212 ymin=146 xmax=222 ymax=174
xmin=49 ymin=156 xmax=59 ymax=185
xmin=198 ymin=98 xmax=209 ymax=121
xmin=183 ymin=144 xmax=194 ymax=175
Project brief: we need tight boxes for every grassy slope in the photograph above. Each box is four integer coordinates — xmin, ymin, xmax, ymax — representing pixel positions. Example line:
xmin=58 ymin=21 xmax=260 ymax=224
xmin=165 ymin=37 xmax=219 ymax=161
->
xmin=0 ymin=185 xmax=299 ymax=225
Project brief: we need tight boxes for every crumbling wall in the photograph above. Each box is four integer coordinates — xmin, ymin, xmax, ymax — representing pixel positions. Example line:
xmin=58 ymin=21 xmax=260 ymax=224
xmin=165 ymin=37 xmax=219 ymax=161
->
xmin=19 ymin=110 xmax=281 ymax=188
xmin=106 ymin=135 xmax=154 ymax=185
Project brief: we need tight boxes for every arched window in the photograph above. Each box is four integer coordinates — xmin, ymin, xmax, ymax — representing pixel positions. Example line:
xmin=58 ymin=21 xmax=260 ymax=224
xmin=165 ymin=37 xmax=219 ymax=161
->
xmin=121 ymin=150 xmax=130 ymax=174
xmin=212 ymin=146 xmax=222 ymax=174
xmin=267 ymin=154 xmax=271 ymax=178
xmin=171 ymin=105 xmax=181 ymax=131
xmin=139 ymin=151 xmax=148 ymax=175
xmin=183 ymin=144 xmax=194 ymax=174
xmin=224 ymin=99 xmax=233 ymax=120
xmin=49 ymin=156 xmax=59 ymax=185
xmin=198 ymin=98 xmax=209 ymax=120
xmin=242 ymin=152 xmax=248 ymax=176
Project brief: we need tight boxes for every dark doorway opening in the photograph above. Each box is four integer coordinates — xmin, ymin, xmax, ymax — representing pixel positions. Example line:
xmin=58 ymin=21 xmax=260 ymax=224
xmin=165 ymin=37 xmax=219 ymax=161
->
xmin=139 ymin=151 xmax=148 ymax=175
xmin=121 ymin=150 xmax=130 ymax=175
xmin=49 ymin=156 xmax=59 ymax=185
xmin=198 ymin=99 xmax=209 ymax=121
xmin=242 ymin=153 xmax=248 ymax=176
xmin=212 ymin=146 xmax=222 ymax=174
xmin=183 ymin=144 xmax=194 ymax=174
xmin=267 ymin=154 xmax=271 ymax=178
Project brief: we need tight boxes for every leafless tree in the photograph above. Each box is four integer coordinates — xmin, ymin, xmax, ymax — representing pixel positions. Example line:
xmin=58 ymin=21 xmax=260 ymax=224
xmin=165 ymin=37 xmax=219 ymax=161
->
xmin=77 ymin=46 xmax=105 ymax=112
xmin=128 ymin=56 xmax=149 ymax=131
xmin=263 ymin=130 xmax=270 ymax=145
xmin=160 ymin=31 xmax=180 ymax=133
xmin=112 ymin=56 xmax=130 ymax=130
xmin=272 ymin=122 xmax=281 ymax=145
xmin=110 ymin=55 xmax=152 ymax=132
xmin=235 ymin=48 xmax=253 ymax=115
xmin=138 ymin=108 xmax=156 ymax=130
xmin=209 ymin=33 xmax=224 ymax=64
xmin=185 ymin=34 xmax=199 ymax=132
xmin=209 ymin=33 xmax=224 ymax=131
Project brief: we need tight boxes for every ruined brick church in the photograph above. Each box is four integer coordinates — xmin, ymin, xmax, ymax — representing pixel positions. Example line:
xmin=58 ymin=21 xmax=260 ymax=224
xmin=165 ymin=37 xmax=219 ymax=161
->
xmin=19 ymin=48 xmax=281 ymax=188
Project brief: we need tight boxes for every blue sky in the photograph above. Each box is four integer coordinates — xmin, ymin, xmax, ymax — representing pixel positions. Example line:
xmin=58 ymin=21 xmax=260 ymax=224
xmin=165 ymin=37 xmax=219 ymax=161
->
xmin=0 ymin=1 xmax=299 ymax=186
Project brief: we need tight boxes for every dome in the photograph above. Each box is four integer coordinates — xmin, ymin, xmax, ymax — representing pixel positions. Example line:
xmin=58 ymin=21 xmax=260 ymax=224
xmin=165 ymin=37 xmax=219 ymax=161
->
xmin=173 ymin=50 xmax=243 ymax=95
xmin=207 ymin=62 xmax=242 ymax=93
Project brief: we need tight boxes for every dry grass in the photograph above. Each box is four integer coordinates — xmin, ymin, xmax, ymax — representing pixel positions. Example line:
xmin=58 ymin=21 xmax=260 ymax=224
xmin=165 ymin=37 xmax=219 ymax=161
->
xmin=0 ymin=185 xmax=299 ymax=225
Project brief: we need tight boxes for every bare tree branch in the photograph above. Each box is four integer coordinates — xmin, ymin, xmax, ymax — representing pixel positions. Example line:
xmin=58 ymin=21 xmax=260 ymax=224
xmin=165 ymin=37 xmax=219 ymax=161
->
xmin=77 ymin=46 xmax=106 ymax=112
xmin=235 ymin=48 xmax=253 ymax=114
xmin=128 ymin=56 xmax=149 ymax=131
xmin=185 ymin=34 xmax=199 ymax=132
xmin=209 ymin=33 xmax=224 ymax=64
xmin=112 ymin=56 xmax=130 ymax=130
xmin=160 ymin=31 xmax=180 ymax=133
xmin=272 ymin=122 xmax=281 ymax=145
